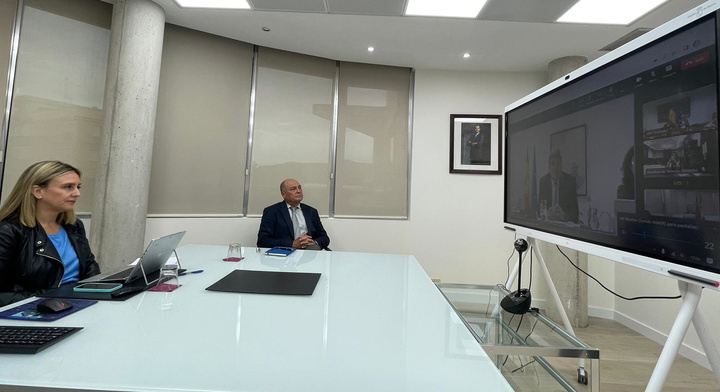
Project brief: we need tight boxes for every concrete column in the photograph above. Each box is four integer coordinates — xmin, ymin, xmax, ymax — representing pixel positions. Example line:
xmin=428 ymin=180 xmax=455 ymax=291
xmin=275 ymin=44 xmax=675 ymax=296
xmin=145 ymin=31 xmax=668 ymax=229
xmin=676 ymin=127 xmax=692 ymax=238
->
xmin=90 ymin=0 xmax=165 ymax=271
xmin=547 ymin=55 xmax=588 ymax=84
xmin=537 ymin=241 xmax=589 ymax=327
xmin=541 ymin=55 xmax=589 ymax=328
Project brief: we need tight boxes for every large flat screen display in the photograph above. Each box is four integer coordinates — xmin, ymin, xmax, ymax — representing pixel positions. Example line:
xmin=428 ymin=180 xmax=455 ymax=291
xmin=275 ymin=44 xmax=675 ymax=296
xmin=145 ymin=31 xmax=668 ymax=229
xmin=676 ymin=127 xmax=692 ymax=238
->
xmin=504 ymin=5 xmax=720 ymax=280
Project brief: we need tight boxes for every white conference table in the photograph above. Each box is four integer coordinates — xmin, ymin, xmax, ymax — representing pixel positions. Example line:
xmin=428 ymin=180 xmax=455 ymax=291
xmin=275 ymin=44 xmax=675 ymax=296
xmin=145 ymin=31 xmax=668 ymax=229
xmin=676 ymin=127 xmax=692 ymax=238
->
xmin=0 ymin=245 xmax=514 ymax=392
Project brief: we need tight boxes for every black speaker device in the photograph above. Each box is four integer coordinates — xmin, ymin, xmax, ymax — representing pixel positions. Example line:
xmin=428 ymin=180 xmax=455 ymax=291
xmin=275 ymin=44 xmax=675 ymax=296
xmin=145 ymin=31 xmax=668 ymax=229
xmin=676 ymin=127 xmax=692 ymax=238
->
xmin=501 ymin=239 xmax=532 ymax=315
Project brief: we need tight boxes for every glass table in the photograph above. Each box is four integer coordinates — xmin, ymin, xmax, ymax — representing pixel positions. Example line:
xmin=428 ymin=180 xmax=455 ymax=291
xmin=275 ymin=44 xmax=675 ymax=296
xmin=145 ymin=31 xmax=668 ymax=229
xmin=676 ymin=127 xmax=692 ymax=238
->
xmin=437 ymin=283 xmax=600 ymax=392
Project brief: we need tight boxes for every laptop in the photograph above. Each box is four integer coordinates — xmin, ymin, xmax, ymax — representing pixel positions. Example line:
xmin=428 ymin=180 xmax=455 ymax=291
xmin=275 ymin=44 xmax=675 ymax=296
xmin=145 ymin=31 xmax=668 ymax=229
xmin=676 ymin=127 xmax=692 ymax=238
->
xmin=81 ymin=231 xmax=186 ymax=285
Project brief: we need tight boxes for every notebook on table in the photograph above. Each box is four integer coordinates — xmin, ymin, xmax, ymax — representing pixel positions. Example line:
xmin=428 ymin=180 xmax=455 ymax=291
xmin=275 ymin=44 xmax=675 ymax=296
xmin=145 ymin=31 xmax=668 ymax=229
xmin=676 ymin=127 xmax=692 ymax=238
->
xmin=206 ymin=270 xmax=321 ymax=295
xmin=265 ymin=246 xmax=296 ymax=257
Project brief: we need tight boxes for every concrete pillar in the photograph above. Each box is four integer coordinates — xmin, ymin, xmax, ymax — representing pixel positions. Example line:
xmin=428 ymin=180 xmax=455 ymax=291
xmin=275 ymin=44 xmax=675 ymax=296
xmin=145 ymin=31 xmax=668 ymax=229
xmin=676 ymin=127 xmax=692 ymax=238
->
xmin=90 ymin=0 xmax=165 ymax=271
xmin=537 ymin=241 xmax=589 ymax=327
xmin=547 ymin=55 xmax=588 ymax=84
xmin=541 ymin=55 xmax=589 ymax=328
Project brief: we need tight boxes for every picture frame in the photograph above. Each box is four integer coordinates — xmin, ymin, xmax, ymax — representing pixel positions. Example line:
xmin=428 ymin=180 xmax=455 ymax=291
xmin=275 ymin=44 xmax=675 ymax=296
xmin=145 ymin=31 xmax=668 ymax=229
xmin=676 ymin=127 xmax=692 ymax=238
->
xmin=450 ymin=114 xmax=502 ymax=174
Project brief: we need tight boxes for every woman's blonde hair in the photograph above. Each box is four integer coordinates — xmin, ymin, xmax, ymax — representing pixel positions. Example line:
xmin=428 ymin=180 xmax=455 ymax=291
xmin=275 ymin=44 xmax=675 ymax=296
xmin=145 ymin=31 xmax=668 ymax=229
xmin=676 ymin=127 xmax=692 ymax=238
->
xmin=0 ymin=161 xmax=82 ymax=227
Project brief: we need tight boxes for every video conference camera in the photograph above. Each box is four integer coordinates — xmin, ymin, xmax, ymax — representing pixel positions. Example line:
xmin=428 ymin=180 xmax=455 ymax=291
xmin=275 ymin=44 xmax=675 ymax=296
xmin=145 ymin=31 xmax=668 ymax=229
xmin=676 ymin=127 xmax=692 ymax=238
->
xmin=500 ymin=238 xmax=532 ymax=315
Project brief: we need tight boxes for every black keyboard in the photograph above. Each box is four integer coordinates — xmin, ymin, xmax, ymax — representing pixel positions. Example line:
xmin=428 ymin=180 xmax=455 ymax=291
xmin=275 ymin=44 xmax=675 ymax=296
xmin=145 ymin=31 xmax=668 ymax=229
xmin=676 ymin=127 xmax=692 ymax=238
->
xmin=0 ymin=325 xmax=83 ymax=354
xmin=110 ymin=285 xmax=146 ymax=298
xmin=102 ymin=267 xmax=133 ymax=281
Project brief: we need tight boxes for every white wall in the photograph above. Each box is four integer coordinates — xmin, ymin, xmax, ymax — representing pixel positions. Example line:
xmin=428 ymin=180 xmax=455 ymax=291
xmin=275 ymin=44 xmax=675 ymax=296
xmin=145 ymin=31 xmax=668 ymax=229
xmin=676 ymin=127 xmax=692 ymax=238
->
xmin=141 ymin=68 xmax=720 ymax=369
xmin=144 ymin=68 xmax=547 ymax=289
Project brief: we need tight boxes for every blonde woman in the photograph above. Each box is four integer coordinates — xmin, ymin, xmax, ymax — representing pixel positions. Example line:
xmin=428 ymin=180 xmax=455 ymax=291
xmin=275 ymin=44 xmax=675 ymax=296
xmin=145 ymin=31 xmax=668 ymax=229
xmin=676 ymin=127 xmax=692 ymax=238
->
xmin=0 ymin=161 xmax=100 ymax=307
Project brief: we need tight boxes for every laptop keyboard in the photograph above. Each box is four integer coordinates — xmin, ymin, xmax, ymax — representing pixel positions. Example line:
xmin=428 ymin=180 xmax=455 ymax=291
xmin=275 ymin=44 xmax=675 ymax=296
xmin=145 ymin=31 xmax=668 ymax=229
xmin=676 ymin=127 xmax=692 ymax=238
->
xmin=102 ymin=268 xmax=132 ymax=281
xmin=0 ymin=325 xmax=83 ymax=354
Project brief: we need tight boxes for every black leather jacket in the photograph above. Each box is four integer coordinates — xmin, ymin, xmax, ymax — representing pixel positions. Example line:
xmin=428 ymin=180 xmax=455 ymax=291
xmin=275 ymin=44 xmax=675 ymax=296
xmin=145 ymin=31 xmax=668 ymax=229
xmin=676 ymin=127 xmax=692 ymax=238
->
xmin=0 ymin=219 xmax=100 ymax=307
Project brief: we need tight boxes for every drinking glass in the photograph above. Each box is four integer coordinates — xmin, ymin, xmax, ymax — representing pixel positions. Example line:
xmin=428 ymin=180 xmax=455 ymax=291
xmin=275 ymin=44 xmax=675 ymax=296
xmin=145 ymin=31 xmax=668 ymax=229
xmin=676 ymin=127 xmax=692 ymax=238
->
xmin=224 ymin=242 xmax=243 ymax=261
xmin=156 ymin=264 xmax=180 ymax=291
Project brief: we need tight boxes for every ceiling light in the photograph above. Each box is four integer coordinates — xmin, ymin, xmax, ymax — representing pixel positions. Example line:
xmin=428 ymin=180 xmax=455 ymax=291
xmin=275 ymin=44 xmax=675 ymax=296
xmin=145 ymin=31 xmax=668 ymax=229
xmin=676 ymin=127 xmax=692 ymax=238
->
xmin=262 ymin=27 xmax=270 ymax=32
xmin=463 ymin=53 xmax=470 ymax=58
xmin=405 ymin=0 xmax=488 ymax=18
xmin=368 ymin=47 xmax=375 ymax=52
xmin=173 ymin=0 xmax=251 ymax=9
xmin=557 ymin=0 xmax=667 ymax=25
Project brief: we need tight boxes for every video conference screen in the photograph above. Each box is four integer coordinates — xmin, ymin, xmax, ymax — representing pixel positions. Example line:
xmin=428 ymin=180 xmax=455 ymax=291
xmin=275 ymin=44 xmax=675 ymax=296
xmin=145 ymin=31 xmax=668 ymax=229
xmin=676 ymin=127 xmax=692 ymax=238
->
xmin=505 ymin=14 xmax=720 ymax=275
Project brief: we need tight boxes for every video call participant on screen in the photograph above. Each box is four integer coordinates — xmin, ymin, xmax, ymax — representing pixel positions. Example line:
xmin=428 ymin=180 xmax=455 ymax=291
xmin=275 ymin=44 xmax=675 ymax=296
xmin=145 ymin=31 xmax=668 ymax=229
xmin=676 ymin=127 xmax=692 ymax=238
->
xmin=666 ymin=152 xmax=682 ymax=170
xmin=257 ymin=178 xmax=330 ymax=250
xmin=0 ymin=161 xmax=100 ymax=307
xmin=539 ymin=150 xmax=579 ymax=223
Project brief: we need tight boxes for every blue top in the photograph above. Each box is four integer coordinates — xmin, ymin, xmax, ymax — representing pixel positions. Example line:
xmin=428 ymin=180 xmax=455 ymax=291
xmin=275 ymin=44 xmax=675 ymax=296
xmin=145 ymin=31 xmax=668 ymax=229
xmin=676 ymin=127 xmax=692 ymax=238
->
xmin=48 ymin=227 xmax=80 ymax=285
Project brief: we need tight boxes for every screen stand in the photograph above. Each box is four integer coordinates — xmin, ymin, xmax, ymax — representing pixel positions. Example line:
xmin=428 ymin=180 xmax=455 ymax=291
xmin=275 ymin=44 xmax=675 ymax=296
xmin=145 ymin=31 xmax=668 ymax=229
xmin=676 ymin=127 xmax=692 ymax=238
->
xmin=508 ymin=238 xmax=720 ymax=391
xmin=139 ymin=260 xmax=155 ymax=286
xmin=646 ymin=280 xmax=720 ymax=392
xmin=502 ymin=237 xmax=592 ymax=387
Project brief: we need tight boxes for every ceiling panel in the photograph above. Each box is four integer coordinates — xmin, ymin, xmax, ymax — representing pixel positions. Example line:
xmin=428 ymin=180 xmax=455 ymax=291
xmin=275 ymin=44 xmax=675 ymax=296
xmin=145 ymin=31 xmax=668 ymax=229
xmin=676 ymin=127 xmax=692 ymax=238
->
xmin=480 ymin=0 xmax=577 ymax=23
xmin=326 ymin=0 xmax=406 ymax=16
xmin=600 ymin=28 xmax=651 ymax=51
xmin=250 ymin=0 xmax=327 ymax=13
xmin=149 ymin=0 xmax=708 ymax=72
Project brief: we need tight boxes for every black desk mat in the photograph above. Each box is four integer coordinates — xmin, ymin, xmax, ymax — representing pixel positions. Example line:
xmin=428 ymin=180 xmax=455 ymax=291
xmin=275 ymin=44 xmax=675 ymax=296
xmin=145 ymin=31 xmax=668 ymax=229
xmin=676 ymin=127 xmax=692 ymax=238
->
xmin=206 ymin=270 xmax=321 ymax=295
xmin=39 ymin=275 xmax=156 ymax=302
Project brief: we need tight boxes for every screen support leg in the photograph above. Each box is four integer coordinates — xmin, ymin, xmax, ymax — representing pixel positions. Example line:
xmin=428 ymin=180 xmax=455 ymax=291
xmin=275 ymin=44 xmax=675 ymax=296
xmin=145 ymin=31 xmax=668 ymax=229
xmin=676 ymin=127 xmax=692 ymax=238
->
xmin=646 ymin=280 xmax=720 ymax=391
xmin=692 ymin=305 xmax=720 ymax=386
xmin=527 ymin=238 xmax=588 ymax=382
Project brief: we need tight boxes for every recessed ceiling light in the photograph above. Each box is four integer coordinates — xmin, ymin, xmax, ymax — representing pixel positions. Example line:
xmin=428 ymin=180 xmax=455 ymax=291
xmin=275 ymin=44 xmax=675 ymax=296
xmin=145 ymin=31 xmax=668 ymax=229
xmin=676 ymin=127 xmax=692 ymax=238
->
xmin=463 ymin=53 xmax=470 ymax=58
xmin=557 ymin=0 xmax=667 ymax=25
xmin=368 ymin=47 xmax=375 ymax=52
xmin=262 ymin=27 xmax=270 ymax=32
xmin=405 ymin=0 xmax=488 ymax=18
xmin=173 ymin=0 xmax=251 ymax=9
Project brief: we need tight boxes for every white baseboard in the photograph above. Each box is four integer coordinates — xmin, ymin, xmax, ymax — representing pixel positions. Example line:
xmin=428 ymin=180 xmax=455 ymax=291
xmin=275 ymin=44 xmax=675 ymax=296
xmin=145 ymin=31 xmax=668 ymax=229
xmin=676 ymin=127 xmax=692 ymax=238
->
xmin=532 ymin=298 xmax=546 ymax=311
xmin=592 ymin=307 xmax=712 ymax=370
xmin=587 ymin=306 xmax=615 ymax=320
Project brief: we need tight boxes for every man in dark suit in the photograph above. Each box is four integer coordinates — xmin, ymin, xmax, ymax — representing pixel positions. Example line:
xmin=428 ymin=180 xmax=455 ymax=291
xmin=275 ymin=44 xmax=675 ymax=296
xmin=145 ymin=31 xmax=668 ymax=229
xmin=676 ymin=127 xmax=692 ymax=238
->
xmin=466 ymin=124 xmax=490 ymax=164
xmin=257 ymin=178 xmax=330 ymax=250
xmin=538 ymin=150 xmax=579 ymax=223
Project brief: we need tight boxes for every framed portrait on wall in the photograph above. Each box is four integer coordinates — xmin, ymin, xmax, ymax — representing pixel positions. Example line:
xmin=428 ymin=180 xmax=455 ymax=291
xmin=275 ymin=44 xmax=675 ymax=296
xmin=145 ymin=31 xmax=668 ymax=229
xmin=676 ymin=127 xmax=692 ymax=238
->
xmin=450 ymin=114 xmax=502 ymax=174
